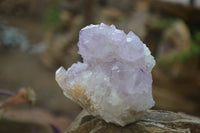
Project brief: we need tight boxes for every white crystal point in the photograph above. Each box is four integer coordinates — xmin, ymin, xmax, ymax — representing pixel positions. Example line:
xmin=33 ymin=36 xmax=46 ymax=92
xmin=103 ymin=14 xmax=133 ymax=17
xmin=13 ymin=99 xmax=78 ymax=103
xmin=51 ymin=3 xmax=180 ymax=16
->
xmin=55 ymin=23 xmax=156 ymax=126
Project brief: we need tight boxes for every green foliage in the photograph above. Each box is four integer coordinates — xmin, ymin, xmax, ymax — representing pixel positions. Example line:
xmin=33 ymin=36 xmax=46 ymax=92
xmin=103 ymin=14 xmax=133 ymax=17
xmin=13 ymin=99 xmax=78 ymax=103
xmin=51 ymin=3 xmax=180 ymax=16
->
xmin=191 ymin=31 xmax=200 ymax=55
xmin=0 ymin=109 xmax=5 ymax=121
xmin=44 ymin=4 xmax=61 ymax=27
xmin=175 ymin=51 xmax=191 ymax=62
xmin=194 ymin=31 xmax=200 ymax=42
xmin=158 ymin=51 xmax=191 ymax=64
xmin=191 ymin=41 xmax=200 ymax=55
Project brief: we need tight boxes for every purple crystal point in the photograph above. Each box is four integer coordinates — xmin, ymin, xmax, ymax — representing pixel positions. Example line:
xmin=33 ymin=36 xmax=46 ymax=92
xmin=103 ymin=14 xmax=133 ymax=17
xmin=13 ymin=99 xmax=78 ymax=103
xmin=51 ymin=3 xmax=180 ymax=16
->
xmin=56 ymin=23 xmax=156 ymax=126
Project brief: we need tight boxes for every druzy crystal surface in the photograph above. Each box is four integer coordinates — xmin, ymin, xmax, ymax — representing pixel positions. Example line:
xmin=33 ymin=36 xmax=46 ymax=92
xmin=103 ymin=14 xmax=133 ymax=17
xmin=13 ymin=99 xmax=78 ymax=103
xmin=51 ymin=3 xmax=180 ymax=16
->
xmin=56 ymin=23 xmax=155 ymax=126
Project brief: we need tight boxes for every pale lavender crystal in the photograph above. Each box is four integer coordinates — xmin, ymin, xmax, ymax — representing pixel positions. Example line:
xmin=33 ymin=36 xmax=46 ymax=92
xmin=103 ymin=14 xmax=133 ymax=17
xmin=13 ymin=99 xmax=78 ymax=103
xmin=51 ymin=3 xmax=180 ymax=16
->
xmin=56 ymin=23 xmax=156 ymax=126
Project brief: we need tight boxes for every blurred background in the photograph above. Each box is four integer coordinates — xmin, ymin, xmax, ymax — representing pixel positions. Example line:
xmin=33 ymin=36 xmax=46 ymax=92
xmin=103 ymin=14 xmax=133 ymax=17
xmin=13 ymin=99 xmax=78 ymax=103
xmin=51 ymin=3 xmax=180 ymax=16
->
xmin=0 ymin=0 xmax=200 ymax=132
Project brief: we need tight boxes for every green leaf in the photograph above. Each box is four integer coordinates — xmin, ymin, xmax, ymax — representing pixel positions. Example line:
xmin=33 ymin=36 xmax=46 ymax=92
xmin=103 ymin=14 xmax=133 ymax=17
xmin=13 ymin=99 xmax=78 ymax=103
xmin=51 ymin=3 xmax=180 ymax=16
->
xmin=194 ymin=31 xmax=200 ymax=42
xmin=44 ymin=4 xmax=61 ymax=27
xmin=175 ymin=52 xmax=191 ymax=62
xmin=191 ymin=42 xmax=200 ymax=55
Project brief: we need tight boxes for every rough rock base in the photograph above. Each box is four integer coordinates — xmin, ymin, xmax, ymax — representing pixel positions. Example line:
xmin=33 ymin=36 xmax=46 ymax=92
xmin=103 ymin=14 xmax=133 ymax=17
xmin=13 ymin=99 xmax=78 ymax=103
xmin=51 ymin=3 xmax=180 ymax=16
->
xmin=66 ymin=110 xmax=200 ymax=133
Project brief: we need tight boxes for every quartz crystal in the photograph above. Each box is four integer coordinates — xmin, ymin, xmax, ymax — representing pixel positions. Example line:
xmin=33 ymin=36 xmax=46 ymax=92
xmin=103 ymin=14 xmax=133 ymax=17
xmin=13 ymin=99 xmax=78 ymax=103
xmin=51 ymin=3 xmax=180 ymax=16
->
xmin=56 ymin=23 xmax=156 ymax=126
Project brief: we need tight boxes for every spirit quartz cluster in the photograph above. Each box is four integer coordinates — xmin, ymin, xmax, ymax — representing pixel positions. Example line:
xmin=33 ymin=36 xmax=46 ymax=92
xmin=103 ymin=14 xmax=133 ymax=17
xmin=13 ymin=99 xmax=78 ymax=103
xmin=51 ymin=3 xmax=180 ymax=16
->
xmin=56 ymin=23 xmax=156 ymax=126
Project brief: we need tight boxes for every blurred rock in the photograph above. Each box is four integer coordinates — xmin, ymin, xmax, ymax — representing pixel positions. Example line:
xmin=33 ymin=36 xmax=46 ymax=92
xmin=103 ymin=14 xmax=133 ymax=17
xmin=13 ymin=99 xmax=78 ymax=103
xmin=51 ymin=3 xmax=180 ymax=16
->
xmin=161 ymin=20 xmax=190 ymax=51
xmin=157 ymin=19 xmax=198 ymax=80
xmin=66 ymin=109 xmax=200 ymax=133
xmin=0 ymin=22 xmax=54 ymax=54
xmin=0 ymin=22 xmax=30 ymax=51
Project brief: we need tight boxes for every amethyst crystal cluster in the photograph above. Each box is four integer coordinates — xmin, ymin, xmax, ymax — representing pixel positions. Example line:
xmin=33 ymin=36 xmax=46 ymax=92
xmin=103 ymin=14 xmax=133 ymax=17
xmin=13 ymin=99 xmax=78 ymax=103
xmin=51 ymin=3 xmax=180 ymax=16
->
xmin=56 ymin=23 xmax=155 ymax=126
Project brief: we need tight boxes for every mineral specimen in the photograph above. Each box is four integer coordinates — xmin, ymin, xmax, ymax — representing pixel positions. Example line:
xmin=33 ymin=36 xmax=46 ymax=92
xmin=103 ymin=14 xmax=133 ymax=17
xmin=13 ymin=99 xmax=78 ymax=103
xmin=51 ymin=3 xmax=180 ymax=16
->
xmin=56 ymin=23 xmax=156 ymax=126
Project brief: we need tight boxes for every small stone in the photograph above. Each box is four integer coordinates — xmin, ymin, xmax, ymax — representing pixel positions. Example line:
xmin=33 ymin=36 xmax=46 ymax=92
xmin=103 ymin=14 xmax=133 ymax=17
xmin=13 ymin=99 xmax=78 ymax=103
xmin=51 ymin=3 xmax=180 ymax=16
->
xmin=56 ymin=23 xmax=155 ymax=126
